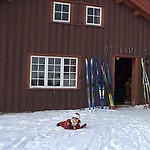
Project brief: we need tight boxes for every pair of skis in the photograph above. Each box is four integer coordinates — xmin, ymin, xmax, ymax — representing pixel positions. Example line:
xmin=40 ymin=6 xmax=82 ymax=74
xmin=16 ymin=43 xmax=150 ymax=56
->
xmin=96 ymin=56 xmax=114 ymax=110
xmin=94 ymin=56 xmax=104 ymax=109
xmin=85 ymin=58 xmax=95 ymax=111
xmin=101 ymin=57 xmax=115 ymax=110
xmin=141 ymin=58 xmax=150 ymax=109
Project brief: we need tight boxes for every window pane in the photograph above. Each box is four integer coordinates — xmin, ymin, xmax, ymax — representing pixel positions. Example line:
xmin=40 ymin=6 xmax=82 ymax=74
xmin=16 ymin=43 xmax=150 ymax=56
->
xmin=94 ymin=9 xmax=100 ymax=16
xmin=48 ymin=58 xmax=54 ymax=64
xmin=32 ymin=72 xmax=38 ymax=78
xmin=70 ymin=66 xmax=76 ymax=72
xmin=32 ymin=57 xmax=38 ymax=64
xmin=39 ymin=65 xmax=45 ymax=71
xmin=71 ymin=59 xmax=76 ymax=65
xmin=55 ymin=66 xmax=60 ymax=72
xmin=64 ymin=66 xmax=69 ymax=72
xmin=31 ymin=79 xmax=37 ymax=86
xmin=39 ymin=58 xmax=45 ymax=64
xmin=94 ymin=17 xmax=100 ymax=24
xmin=54 ymin=80 xmax=60 ymax=86
xmin=48 ymin=80 xmax=53 ymax=86
xmin=70 ymin=73 xmax=76 ymax=79
xmin=39 ymin=72 xmax=44 ymax=78
xmin=64 ymin=73 xmax=69 ymax=79
xmin=64 ymin=59 xmax=69 ymax=65
xmin=63 ymin=5 xmax=69 ymax=12
xmin=55 ymin=73 xmax=60 ymax=79
xmin=55 ymin=4 xmax=61 ymax=11
xmin=48 ymin=73 xmax=54 ymax=78
xmin=32 ymin=65 xmax=38 ymax=71
xmin=62 ymin=13 xmax=68 ymax=21
xmin=63 ymin=80 xmax=69 ymax=86
xmin=38 ymin=80 xmax=44 ymax=86
xmin=88 ymin=8 xmax=93 ymax=15
xmin=48 ymin=65 xmax=54 ymax=71
xmin=87 ymin=16 xmax=93 ymax=23
xmin=70 ymin=80 xmax=76 ymax=86
xmin=55 ymin=12 xmax=61 ymax=20
xmin=55 ymin=58 xmax=61 ymax=64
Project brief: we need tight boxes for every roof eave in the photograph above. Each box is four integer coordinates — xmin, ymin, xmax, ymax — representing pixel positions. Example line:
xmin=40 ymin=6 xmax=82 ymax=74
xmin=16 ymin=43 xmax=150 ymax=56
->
xmin=115 ymin=0 xmax=150 ymax=21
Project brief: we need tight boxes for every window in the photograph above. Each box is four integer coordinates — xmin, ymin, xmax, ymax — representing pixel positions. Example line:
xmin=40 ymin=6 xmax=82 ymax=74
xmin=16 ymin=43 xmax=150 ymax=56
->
xmin=29 ymin=56 xmax=78 ymax=89
xmin=53 ymin=2 xmax=71 ymax=23
xmin=86 ymin=6 xmax=102 ymax=26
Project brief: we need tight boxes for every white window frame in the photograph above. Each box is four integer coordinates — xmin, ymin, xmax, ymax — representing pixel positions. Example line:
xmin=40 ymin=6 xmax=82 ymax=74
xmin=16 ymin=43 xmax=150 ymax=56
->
xmin=53 ymin=1 xmax=71 ymax=23
xmin=86 ymin=6 xmax=102 ymax=26
xmin=30 ymin=56 xmax=78 ymax=89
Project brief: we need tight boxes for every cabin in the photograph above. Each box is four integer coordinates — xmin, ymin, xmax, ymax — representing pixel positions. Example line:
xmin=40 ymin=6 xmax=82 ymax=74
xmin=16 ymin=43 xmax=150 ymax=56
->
xmin=0 ymin=0 xmax=150 ymax=112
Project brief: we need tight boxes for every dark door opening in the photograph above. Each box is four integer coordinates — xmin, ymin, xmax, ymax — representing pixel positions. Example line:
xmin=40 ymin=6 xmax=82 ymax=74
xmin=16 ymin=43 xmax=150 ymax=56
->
xmin=114 ymin=57 xmax=132 ymax=105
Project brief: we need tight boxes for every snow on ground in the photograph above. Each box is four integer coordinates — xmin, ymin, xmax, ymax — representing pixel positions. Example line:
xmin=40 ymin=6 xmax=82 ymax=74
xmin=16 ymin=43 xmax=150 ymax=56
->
xmin=0 ymin=105 xmax=150 ymax=150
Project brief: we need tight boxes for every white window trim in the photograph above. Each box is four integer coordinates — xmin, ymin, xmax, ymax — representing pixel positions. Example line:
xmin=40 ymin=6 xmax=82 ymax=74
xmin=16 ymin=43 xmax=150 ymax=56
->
xmin=86 ymin=6 xmax=102 ymax=26
xmin=30 ymin=56 xmax=46 ymax=88
xmin=30 ymin=56 xmax=78 ymax=89
xmin=53 ymin=1 xmax=71 ymax=23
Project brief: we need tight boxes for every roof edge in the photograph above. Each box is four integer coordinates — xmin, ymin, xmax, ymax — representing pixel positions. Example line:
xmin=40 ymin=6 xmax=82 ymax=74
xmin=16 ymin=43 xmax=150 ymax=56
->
xmin=114 ymin=0 xmax=150 ymax=21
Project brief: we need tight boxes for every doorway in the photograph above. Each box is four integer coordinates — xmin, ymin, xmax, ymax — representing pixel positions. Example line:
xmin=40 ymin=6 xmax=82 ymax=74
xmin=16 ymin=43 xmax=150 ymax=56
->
xmin=114 ymin=57 xmax=132 ymax=105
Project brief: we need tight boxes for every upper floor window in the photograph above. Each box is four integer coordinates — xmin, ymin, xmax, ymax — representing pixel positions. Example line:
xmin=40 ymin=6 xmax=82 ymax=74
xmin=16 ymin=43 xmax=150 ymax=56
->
xmin=29 ymin=55 xmax=79 ymax=89
xmin=53 ymin=2 xmax=71 ymax=23
xmin=86 ymin=6 xmax=102 ymax=26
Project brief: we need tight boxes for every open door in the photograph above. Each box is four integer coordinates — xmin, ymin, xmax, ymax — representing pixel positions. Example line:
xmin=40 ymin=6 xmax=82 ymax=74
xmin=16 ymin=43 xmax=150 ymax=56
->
xmin=112 ymin=56 xmax=138 ymax=106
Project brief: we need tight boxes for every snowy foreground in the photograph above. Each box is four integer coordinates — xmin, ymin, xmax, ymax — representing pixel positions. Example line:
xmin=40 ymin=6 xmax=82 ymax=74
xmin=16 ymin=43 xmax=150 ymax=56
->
xmin=0 ymin=106 xmax=150 ymax=150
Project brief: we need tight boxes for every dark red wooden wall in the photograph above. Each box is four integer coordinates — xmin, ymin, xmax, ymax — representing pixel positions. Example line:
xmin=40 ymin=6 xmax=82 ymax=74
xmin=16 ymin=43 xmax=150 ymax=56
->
xmin=0 ymin=0 xmax=149 ymax=112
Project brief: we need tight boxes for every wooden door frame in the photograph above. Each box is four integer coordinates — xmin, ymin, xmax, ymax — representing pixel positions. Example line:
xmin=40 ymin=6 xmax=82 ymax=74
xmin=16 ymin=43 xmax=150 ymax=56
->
xmin=112 ymin=55 xmax=139 ymax=106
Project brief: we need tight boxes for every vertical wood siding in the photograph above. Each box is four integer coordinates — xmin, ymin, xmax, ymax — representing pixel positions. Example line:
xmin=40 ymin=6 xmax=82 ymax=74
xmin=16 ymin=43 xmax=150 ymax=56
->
xmin=0 ymin=0 xmax=149 ymax=112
